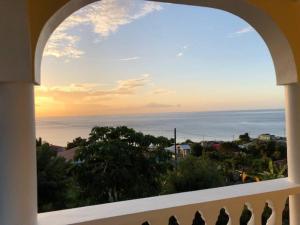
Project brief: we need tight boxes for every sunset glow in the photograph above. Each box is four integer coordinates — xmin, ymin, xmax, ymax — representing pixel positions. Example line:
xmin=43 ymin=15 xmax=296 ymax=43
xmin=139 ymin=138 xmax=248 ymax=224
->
xmin=36 ymin=0 xmax=283 ymax=117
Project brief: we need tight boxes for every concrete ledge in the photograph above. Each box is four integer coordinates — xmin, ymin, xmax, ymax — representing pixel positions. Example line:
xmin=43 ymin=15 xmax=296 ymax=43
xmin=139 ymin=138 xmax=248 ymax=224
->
xmin=38 ymin=178 xmax=300 ymax=225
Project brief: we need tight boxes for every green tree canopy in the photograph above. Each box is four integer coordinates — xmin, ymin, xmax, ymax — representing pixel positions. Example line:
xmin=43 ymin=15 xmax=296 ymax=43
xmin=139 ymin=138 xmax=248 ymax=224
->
xmin=191 ymin=143 xmax=203 ymax=157
xmin=162 ymin=156 xmax=225 ymax=194
xmin=239 ymin=133 xmax=250 ymax=143
xmin=66 ymin=137 xmax=87 ymax=149
xmin=74 ymin=126 xmax=172 ymax=204
xmin=37 ymin=143 xmax=75 ymax=212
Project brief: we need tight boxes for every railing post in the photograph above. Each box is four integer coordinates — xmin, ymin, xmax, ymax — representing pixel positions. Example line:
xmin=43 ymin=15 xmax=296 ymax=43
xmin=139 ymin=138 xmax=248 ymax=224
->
xmin=285 ymin=83 xmax=300 ymax=225
xmin=0 ymin=82 xmax=37 ymax=225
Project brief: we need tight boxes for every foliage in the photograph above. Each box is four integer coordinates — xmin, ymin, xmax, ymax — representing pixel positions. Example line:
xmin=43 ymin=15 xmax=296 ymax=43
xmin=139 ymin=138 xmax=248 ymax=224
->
xmin=184 ymin=139 xmax=194 ymax=144
xmin=239 ymin=133 xmax=250 ymax=143
xmin=191 ymin=143 xmax=203 ymax=157
xmin=162 ymin=156 xmax=225 ymax=194
xmin=37 ymin=130 xmax=288 ymax=216
xmin=67 ymin=137 xmax=87 ymax=149
xmin=74 ymin=126 xmax=172 ymax=204
xmin=258 ymin=159 xmax=287 ymax=180
xmin=37 ymin=143 xmax=77 ymax=212
xmin=36 ymin=137 xmax=43 ymax=147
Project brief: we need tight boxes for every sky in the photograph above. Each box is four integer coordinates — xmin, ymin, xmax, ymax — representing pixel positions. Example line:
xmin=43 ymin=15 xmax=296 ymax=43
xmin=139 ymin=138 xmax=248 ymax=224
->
xmin=35 ymin=0 xmax=284 ymax=118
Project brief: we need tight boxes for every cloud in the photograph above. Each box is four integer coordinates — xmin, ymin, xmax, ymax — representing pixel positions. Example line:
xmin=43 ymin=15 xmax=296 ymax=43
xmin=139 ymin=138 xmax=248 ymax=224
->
xmin=144 ymin=102 xmax=181 ymax=108
xmin=152 ymin=88 xmax=175 ymax=95
xmin=145 ymin=102 xmax=180 ymax=108
xmin=119 ymin=56 xmax=140 ymax=61
xmin=177 ymin=52 xmax=183 ymax=57
xmin=228 ymin=26 xmax=255 ymax=38
xmin=115 ymin=74 xmax=150 ymax=94
xmin=43 ymin=25 xmax=84 ymax=59
xmin=44 ymin=0 xmax=162 ymax=59
xmin=176 ymin=44 xmax=189 ymax=57
xmin=35 ymin=74 xmax=151 ymax=104
xmin=235 ymin=26 xmax=254 ymax=34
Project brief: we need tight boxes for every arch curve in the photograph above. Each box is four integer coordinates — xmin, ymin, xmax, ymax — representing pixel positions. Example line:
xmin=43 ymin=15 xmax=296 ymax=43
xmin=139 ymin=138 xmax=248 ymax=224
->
xmin=35 ymin=0 xmax=298 ymax=85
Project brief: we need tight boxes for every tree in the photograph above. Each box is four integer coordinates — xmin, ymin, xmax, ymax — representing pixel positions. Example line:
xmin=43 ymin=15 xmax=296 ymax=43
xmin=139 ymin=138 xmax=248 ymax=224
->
xmin=274 ymin=142 xmax=287 ymax=160
xmin=191 ymin=143 xmax=203 ymax=157
xmin=258 ymin=160 xmax=287 ymax=180
xmin=220 ymin=142 xmax=239 ymax=153
xmin=184 ymin=139 xmax=194 ymax=144
xmin=162 ymin=156 xmax=225 ymax=194
xmin=66 ymin=137 xmax=87 ymax=149
xmin=36 ymin=137 xmax=42 ymax=147
xmin=74 ymin=126 xmax=172 ymax=204
xmin=239 ymin=133 xmax=250 ymax=143
xmin=37 ymin=143 xmax=76 ymax=212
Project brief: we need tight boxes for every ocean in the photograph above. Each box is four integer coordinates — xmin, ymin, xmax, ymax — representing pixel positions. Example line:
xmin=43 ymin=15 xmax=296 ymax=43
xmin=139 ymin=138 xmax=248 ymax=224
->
xmin=36 ymin=109 xmax=286 ymax=146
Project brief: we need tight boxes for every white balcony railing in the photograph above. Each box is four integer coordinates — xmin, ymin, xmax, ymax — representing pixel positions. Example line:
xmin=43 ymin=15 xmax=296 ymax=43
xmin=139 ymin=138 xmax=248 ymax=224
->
xmin=38 ymin=178 xmax=300 ymax=225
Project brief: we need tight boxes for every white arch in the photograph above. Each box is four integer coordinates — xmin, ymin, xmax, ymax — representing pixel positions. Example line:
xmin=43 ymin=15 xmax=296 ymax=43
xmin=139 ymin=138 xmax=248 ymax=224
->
xmin=35 ymin=0 xmax=298 ymax=85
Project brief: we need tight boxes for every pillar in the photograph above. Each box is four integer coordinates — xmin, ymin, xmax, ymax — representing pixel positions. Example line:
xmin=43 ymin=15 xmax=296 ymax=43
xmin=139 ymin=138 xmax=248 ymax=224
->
xmin=0 ymin=82 xmax=37 ymax=225
xmin=285 ymin=83 xmax=300 ymax=225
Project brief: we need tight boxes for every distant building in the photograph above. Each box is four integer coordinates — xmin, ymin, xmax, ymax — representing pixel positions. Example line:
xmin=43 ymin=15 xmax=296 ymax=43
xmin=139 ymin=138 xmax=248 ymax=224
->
xmin=165 ymin=144 xmax=191 ymax=158
xmin=238 ymin=142 xmax=255 ymax=150
xmin=258 ymin=134 xmax=276 ymax=141
xmin=201 ymin=141 xmax=223 ymax=150
xmin=212 ymin=143 xmax=221 ymax=151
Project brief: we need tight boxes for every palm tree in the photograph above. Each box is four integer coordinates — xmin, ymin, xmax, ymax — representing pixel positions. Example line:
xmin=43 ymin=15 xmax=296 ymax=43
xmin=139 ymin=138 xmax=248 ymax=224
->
xmin=258 ymin=160 xmax=287 ymax=180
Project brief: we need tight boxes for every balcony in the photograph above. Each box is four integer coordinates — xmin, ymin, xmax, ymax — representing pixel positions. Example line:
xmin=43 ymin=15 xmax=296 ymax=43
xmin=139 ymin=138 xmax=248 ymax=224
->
xmin=38 ymin=178 xmax=300 ymax=225
xmin=2 ymin=0 xmax=300 ymax=225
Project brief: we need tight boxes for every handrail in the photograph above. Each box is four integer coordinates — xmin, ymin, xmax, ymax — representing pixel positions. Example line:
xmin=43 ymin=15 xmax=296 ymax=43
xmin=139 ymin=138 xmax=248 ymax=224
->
xmin=38 ymin=178 xmax=300 ymax=225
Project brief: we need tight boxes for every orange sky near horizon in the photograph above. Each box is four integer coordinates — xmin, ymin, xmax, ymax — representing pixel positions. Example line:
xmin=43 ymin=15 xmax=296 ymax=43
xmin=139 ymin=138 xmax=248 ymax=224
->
xmin=36 ymin=1 xmax=284 ymax=118
xmin=34 ymin=78 xmax=284 ymax=118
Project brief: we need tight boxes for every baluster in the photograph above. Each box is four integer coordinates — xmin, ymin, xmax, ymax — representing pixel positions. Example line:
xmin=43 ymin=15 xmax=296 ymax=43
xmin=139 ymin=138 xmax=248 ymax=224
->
xmin=247 ymin=201 xmax=265 ymax=225
xmin=226 ymin=203 xmax=244 ymax=225
xmin=201 ymin=206 xmax=219 ymax=225
xmin=147 ymin=214 xmax=169 ymax=225
xmin=176 ymin=210 xmax=195 ymax=225
xmin=267 ymin=197 xmax=286 ymax=225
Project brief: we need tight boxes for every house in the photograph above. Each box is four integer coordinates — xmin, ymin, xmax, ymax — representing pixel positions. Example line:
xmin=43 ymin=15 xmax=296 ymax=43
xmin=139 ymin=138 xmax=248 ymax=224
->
xmin=212 ymin=143 xmax=221 ymax=151
xmin=258 ymin=134 xmax=276 ymax=141
xmin=201 ymin=141 xmax=223 ymax=150
xmin=238 ymin=141 xmax=255 ymax=150
xmin=165 ymin=144 xmax=191 ymax=158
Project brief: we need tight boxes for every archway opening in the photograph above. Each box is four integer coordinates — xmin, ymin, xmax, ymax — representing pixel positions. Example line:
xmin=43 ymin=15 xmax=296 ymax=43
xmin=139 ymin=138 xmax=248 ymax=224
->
xmin=35 ymin=0 xmax=288 ymax=214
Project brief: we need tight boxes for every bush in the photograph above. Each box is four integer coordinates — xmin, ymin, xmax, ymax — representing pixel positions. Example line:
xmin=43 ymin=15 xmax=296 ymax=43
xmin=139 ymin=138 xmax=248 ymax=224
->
xmin=162 ymin=156 xmax=225 ymax=194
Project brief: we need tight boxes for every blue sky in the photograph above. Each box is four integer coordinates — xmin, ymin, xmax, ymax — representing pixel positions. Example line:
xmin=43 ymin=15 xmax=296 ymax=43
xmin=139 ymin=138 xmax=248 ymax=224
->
xmin=36 ymin=0 xmax=283 ymax=117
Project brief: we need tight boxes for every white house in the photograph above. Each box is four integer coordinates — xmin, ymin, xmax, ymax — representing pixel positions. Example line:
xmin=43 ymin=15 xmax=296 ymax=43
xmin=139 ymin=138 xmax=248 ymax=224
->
xmin=258 ymin=133 xmax=276 ymax=141
xmin=165 ymin=144 xmax=191 ymax=158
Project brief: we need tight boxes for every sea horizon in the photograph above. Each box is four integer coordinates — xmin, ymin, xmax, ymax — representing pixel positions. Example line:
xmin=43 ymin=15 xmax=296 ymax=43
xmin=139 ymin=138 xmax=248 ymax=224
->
xmin=36 ymin=108 xmax=286 ymax=146
xmin=36 ymin=107 xmax=285 ymax=119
